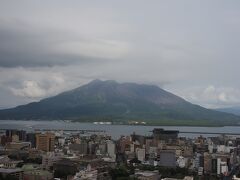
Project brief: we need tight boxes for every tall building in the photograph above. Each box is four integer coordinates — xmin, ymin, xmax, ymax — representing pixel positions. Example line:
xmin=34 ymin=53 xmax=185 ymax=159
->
xmin=6 ymin=129 xmax=18 ymax=137
xmin=159 ymin=150 xmax=176 ymax=167
xmin=26 ymin=133 xmax=36 ymax=148
xmin=131 ymin=133 xmax=145 ymax=146
xmin=136 ymin=148 xmax=145 ymax=162
xmin=152 ymin=128 xmax=179 ymax=142
xmin=204 ymin=152 xmax=212 ymax=174
xmin=107 ymin=140 xmax=116 ymax=161
xmin=17 ymin=130 xmax=26 ymax=141
xmin=36 ymin=132 xmax=55 ymax=152
xmin=6 ymin=130 xmax=26 ymax=141
xmin=212 ymin=158 xmax=217 ymax=174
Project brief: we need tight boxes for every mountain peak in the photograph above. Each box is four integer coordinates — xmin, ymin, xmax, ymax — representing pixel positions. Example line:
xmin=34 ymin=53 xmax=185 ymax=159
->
xmin=0 ymin=80 xmax=239 ymax=126
xmin=88 ymin=79 xmax=118 ymax=85
xmin=89 ymin=79 xmax=102 ymax=84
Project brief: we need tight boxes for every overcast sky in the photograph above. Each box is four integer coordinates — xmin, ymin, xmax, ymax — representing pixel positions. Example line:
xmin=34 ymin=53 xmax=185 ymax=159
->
xmin=0 ymin=0 xmax=240 ymax=109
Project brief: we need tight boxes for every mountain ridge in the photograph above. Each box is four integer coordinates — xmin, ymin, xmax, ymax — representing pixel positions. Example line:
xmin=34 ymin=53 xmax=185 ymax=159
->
xmin=0 ymin=79 xmax=239 ymax=126
xmin=216 ymin=107 xmax=240 ymax=116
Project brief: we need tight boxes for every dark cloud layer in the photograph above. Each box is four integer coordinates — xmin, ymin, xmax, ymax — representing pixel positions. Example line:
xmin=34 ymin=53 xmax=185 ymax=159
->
xmin=0 ymin=20 xmax=103 ymax=67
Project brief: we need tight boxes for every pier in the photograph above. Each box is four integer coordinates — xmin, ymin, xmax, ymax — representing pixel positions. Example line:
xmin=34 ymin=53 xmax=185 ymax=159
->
xmin=179 ymin=131 xmax=240 ymax=136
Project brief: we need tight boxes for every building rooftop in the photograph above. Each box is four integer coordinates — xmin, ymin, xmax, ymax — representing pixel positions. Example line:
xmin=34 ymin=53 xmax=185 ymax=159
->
xmin=135 ymin=170 xmax=159 ymax=177
xmin=21 ymin=163 xmax=40 ymax=171
xmin=24 ymin=169 xmax=52 ymax=176
xmin=0 ymin=168 xmax=23 ymax=173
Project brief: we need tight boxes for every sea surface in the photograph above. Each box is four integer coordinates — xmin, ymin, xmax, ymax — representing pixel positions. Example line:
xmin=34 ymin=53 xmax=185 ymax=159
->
xmin=1 ymin=120 xmax=240 ymax=140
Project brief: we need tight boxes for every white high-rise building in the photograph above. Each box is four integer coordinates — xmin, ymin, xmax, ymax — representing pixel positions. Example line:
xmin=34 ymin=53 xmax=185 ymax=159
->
xmin=107 ymin=140 xmax=116 ymax=161
xmin=136 ymin=148 xmax=145 ymax=162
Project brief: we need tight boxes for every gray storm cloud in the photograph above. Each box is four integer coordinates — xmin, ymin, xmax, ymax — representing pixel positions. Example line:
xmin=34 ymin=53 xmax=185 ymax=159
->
xmin=0 ymin=20 xmax=125 ymax=68
xmin=0 ymin=22 xmax=77 ymax=67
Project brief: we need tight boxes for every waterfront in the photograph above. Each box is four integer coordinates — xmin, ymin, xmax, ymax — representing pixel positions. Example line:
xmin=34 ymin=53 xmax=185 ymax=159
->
xmin=1 ymin=120 xmax=240 ymax=179
xmin=1 ymin=120 xmax=240 ymax=139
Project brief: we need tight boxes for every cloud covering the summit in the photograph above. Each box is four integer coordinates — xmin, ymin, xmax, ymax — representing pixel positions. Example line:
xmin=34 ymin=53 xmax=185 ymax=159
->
xmin=1 ymin=0 xmax=240 ymax=109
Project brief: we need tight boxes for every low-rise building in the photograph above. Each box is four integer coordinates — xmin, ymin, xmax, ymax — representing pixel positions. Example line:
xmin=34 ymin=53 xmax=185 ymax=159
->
xmin=23 ymin=169 xmax=53 ymax=180
xmin=42 ymin=152 xmax=63 ymax=170
xmin=73 ymin=164 xmax=98 ymax=180
xmin=135 ymin=170 xmax=160 ymax=180
xmin=0 ymin=168 xmax=23 ymax=180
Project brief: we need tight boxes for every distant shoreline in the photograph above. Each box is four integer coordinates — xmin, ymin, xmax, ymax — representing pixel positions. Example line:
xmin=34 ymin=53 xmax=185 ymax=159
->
xmin=0 ymin=119 xmax=239 ymax=127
